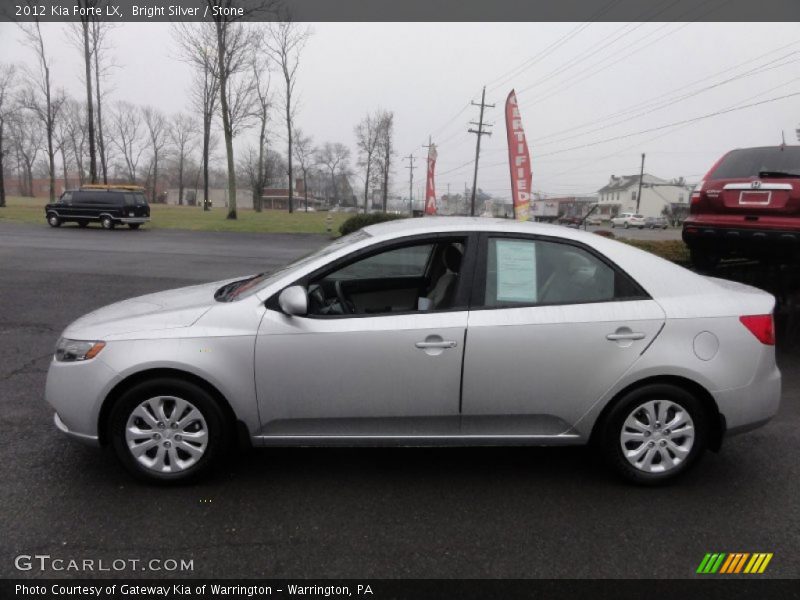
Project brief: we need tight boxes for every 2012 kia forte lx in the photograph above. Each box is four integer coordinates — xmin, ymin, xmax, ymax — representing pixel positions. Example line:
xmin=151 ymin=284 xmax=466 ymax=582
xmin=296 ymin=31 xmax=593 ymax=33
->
xmin=46 ymin=218 xmax=781 ymax=484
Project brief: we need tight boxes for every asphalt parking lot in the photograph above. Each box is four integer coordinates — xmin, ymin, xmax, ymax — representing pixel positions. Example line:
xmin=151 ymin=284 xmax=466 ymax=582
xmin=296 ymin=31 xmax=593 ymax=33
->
xmin=0 ymin=221 xmax=798 ymax=579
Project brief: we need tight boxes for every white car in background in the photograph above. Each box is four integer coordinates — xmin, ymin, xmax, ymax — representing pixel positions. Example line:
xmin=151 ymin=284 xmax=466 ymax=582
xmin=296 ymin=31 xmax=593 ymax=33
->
xmin=611 ymin=213 xmax=646 ymax=229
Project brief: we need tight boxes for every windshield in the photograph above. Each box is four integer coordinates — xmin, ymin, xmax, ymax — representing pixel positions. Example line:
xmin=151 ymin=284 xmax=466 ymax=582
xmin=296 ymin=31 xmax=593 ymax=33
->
xmin=710 ymin=146 xmax=800 ymax=179
xmin=215 ymin=229 xmax=372 ymax=302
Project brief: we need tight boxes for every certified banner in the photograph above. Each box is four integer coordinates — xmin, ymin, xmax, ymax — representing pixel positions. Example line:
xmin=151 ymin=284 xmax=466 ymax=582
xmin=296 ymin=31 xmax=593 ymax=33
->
xmin=424 ymin=144 xmax=437 ymax=215
xmin=505 ymin=90 xmax=532 ymax=221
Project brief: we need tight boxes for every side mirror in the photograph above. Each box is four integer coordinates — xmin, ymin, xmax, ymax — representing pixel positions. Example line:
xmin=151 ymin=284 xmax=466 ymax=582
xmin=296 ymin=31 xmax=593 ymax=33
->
xmin=278 ymin=285 xmax=308 ymax=316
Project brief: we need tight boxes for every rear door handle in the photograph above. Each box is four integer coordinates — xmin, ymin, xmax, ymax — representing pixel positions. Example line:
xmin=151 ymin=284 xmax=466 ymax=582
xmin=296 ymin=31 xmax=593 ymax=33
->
xmin=606 ymin=332 xmax=646 ymax=341
xmin=415 ymin=340 xmax=458 ymax=349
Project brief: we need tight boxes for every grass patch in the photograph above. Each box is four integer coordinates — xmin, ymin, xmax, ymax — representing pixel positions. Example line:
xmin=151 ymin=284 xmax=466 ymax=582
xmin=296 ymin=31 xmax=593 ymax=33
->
xmin=0 ymin=196 xmax=349 ymax=235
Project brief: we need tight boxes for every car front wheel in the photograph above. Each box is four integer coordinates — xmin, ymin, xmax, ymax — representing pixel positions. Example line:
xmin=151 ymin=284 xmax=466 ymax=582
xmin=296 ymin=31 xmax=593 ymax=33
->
xmin=47 ymin=213 xmax=61 ymax=227
xmin=109 ymin=378 xmax=231 ymax=484
xmin=599 ymin=384 xmax=707 ymax=485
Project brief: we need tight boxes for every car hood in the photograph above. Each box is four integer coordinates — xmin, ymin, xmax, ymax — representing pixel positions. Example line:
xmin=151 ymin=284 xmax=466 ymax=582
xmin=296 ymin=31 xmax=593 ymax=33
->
xmin=62 ymin=277 xmax=242 ymax=340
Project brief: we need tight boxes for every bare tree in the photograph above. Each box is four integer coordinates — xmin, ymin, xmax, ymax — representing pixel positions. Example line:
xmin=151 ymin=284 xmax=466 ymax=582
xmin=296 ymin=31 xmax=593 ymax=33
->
xmin=172 ymin=23 xmax=220 ymax=211
xmin=63 ymin=98 xmax=88 ymax=184
xmin=248 ymin=56 xmax=271 ymax=212
xmin=316 ymin=142 xmax=350 ymax=208
xmin=262 ymin=21 xmax=311 ymax=213
xmin=18 ymin=14 xmax=65 ymax=202
xmin=355 ymin=112 xmax=382 ymax=213
xmin=292 ymin=128 xmax=314 ymax=211
xmin=7 ymin=112 xmax=44 ymax=197
xmin=91 ymin=19 xmax=114 ymax=184
xmin=206 ymin=1 xmax=259 ymax=220
xmin=375 ymin=111 xmax=394 ymax=212
xmin=142 ymin=107 xmax=169 ymax=203
xmin=110 ymin=101 xmax=145 ymax=183
xmin=169 ymin=113 xmax=198 ymax=206
xmin=0 ymin=63 xmax=17 ymax=207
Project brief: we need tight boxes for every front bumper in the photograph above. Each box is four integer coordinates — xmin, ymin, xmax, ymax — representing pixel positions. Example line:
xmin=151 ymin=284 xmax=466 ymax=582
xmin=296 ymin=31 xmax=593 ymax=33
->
xmin=46 ymin=356 xmax=121 ymax=445
xmin=53 ymin=412 xmax=100 ymax=446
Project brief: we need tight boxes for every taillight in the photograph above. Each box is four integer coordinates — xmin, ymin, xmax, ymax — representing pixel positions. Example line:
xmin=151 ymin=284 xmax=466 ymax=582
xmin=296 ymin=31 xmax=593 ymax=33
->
xmin=691 ymin=180 xmax=705 ymax=205
xmin=739 ymin=314 xmax=775 ymax=345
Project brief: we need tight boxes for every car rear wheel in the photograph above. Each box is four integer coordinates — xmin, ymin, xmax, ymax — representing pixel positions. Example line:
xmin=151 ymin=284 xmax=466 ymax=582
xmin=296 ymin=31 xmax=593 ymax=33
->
xmin=109 ymin=378 xmax=231 ymax=484
xmin=599 ymin=383 xmax=707 ymax=485
xmin=47 ymin=213 xmax=61 ymax=227
xmin=101 ymin=216 xmax=115 ymax=230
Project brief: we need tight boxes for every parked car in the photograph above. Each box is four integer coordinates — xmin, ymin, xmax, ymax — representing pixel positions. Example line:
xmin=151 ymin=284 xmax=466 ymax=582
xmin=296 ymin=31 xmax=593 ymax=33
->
xmin=610 ymin=212 xmax=645 ymax=229
xmin=47 ymin=218 xmax=780 ymax=485
xmin=645 ymin=216 xmax=669 ymax=229
xmin=45 ymin=185 xmax=151 ymax=230
xmin=683 ymin=145 xmax=800 ymax=269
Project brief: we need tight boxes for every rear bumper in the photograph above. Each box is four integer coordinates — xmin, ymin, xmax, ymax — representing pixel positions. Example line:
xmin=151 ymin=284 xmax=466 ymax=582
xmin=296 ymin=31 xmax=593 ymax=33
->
xmin=716 ymin=358 xmax=781 ymax=437
xmin=683 ymin=222 xmax=800 ymax=253
xmin=119 ymin=217 xmax=150 ymax=224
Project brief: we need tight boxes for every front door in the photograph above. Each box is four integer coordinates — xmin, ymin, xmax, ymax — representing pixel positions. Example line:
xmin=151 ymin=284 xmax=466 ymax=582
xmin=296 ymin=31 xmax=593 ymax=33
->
xmin=254 ymin=236 xmax=473 ymax=440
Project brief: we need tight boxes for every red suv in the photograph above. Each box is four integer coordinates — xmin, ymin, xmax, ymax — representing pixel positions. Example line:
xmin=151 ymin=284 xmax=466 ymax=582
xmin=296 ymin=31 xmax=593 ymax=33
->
xmin=683 ymin=145 xmax=800 ymax=268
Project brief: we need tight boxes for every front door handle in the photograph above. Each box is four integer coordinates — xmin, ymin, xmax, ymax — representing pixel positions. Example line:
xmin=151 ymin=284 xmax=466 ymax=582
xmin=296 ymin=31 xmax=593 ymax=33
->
xmin=415 ymin=340 xmax=458 ymax=349
xmin=606 ymin=332 xmax=646 ymax=341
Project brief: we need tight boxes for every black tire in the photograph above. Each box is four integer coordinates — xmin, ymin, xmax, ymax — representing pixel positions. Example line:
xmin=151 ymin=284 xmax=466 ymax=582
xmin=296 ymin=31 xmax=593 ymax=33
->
xmin=47 ymin=213 xmax=61 ymax=228
xmin=128 ymin=223 xmax=141 ymax=230
xmin=598 ymin=383 xmax=708 ymax=485
xmin=101 ymin=216 xmax=115 ymax=230
xmin=624 ymin=222 xmax=629 ymax=229
xmin=108 ymin=378 xmax=232 ymax=484
xmin=77 ymin=220 xmax=88 ymax=228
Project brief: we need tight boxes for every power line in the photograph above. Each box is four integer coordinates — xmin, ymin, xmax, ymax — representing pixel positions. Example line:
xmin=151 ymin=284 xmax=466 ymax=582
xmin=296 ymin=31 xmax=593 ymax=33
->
xmin=531 ymin=37 xmax=800 ymax=144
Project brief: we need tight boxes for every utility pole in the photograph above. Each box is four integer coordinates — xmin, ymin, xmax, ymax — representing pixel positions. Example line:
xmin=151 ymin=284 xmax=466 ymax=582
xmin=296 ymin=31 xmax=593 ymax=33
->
xmin=468 ymin=86 xmax=494 ymax=216
xmin=636 ymin=152 xmax=646 ymax=214
xmin=404 ymin=153 xmax=416 ymax=216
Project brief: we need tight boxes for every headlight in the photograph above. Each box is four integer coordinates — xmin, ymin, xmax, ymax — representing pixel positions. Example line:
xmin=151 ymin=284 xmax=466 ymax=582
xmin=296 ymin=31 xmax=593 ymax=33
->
xmin=55 ymin=338 xmax=106 ymax=362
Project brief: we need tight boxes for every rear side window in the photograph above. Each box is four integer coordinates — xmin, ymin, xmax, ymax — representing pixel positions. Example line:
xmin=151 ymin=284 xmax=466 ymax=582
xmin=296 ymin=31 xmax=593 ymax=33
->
xmin=124 ymin=193 xmax=147 ymax=207
xmin=483 ymin=238 xmax=644 ymax=307
xmin=710 ymin=147 xmax=800 ymax=179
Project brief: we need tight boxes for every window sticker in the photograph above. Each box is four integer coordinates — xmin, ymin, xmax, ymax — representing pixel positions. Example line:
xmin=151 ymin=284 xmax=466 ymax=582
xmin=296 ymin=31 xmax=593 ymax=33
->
xmin=496 ymin=240 xmax=537 ymax=302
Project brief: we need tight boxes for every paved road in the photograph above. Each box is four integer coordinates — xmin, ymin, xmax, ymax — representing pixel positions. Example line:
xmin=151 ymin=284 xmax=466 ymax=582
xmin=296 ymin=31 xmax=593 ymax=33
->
xmin=0 ymin=221 xmax=798 ymax=579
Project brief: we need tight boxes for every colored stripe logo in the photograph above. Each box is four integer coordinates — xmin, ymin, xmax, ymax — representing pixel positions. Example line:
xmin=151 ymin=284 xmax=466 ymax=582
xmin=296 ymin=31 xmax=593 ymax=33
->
xmin=697 ymin=553 xmax=773 ymax=574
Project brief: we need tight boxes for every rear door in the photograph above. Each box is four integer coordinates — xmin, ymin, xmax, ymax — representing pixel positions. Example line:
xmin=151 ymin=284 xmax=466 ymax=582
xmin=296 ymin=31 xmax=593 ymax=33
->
xmin=461 ymin=234 xmax=665 ymax=436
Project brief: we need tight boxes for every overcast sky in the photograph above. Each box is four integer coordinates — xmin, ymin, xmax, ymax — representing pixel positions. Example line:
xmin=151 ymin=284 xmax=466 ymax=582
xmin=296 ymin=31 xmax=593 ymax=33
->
xmin=1 ymin=21 xmax=799 ymax=200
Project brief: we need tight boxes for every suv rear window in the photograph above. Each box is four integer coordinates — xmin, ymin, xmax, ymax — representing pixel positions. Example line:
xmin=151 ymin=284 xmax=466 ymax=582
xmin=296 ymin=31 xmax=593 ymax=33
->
xmin=710 ymin=146 xmax=800 ymax=180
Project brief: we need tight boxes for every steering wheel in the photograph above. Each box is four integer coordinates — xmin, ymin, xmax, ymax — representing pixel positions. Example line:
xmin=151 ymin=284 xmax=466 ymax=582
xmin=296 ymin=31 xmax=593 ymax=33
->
xmin=334 ymin=280 xmax=355 ymax=314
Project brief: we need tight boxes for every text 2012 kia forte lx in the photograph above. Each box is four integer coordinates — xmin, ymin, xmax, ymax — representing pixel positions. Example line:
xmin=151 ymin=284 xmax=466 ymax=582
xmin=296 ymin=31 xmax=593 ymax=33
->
xmin=46 ymin=218 xmax=781 ymax=485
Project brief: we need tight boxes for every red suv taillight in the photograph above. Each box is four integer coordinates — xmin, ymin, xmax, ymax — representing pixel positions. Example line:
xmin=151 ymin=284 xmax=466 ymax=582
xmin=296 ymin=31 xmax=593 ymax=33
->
xmin=739 ymin=314 xmax=775 ymax=345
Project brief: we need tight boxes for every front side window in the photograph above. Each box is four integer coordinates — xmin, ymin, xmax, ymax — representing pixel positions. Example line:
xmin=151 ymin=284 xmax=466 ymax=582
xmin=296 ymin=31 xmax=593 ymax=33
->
xmin=306 ymin=238 xmax=466 ymax=316
xmin=483 ymin=238 xmax=642 ymax=307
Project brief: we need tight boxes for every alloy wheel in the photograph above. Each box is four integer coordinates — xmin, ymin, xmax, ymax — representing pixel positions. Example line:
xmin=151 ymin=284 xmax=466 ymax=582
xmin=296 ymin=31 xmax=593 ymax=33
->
xmin=619 ymin=399 xmax=695 ymax=474
xmin=124 ymin=396 xmax=209 ymax=474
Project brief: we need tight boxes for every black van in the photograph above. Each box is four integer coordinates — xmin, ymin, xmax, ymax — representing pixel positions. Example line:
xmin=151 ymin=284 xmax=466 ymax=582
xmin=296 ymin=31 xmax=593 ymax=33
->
xmin=45 ymin=186 xmax=151 ymax=230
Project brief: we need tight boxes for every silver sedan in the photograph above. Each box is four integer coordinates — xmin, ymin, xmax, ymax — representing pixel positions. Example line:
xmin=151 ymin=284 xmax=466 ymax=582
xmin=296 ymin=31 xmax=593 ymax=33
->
xmin=46 ymin=217 xmax=780 ymax=484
